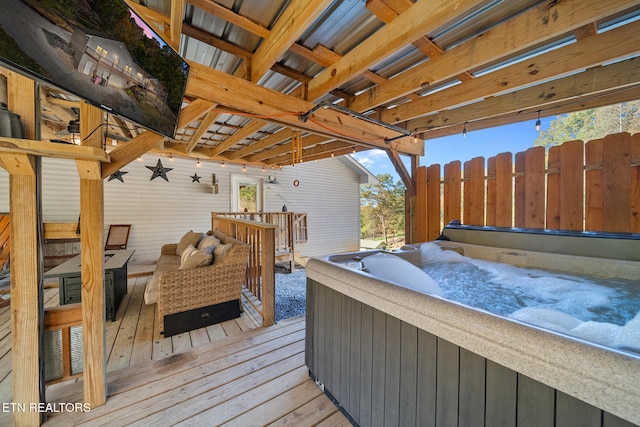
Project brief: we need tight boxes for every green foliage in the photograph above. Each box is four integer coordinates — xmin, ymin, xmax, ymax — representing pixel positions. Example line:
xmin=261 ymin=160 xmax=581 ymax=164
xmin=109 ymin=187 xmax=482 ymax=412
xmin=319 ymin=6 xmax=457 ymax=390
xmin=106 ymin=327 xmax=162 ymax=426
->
xmin=534 ymin=102 xmax=640 ymax=148
xmin=360 ymin=174 xmax=406 ymax=243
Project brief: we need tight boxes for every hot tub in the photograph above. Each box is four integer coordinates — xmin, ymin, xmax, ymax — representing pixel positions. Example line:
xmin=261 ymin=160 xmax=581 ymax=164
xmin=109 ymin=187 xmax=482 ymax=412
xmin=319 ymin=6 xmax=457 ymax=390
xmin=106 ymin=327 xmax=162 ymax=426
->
xmin=305 ymin=225 xmax=640 ymax=426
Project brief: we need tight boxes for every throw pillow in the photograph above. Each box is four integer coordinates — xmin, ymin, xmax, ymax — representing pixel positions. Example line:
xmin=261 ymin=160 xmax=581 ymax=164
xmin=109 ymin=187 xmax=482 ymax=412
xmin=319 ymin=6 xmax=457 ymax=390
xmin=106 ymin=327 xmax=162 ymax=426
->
xmin=144 ymin=274 xmax=160 ymax=305
xmin=180 ymin=244 xmax=197 ymax=265
xmin=179 ymin=249 xmax=213 ymax=270
xmin=176 ymin=230 xmax=202 ymax=255
xmin=197 ymin=235 xmax=221 ymax=250
xmin=213 ymin=243 xmax=233 ymax=264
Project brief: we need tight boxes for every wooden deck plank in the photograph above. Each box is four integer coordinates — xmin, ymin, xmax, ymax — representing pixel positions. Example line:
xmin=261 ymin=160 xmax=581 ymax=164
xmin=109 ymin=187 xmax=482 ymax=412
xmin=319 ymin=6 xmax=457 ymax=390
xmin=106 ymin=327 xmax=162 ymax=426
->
xmin=267 ymin=393 xmax=341 ymax=426
xmin=47 ymin=318 xmax=306 ymax=405
xmin=107 ymin=276 xmax=146 ymax=372
xmin=2 ymin=268 xmax=336 ymax=427
xmin=317 ymin=411 xmax=353 ymax=426
xmin=226 ymin=379 xmax=325 ymax=426
xmin=46 ymin=343 xmax=305 ymax=426
xmin=126 ymin=352 xmax=306 ymax=426
xmin=128 ymin=279 xmax=156 ymax=366
xmin=174 ymin=366 xmax=311 ymax=426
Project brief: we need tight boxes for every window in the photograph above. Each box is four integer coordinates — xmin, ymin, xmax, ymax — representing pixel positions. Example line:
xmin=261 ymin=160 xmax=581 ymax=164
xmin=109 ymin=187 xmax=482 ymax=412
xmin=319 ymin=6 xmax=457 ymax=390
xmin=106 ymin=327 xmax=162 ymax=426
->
xmin=231 ymin=175 xmax=263 ymax=212
xmin=95 ymin=45 xmax=108 ymax=58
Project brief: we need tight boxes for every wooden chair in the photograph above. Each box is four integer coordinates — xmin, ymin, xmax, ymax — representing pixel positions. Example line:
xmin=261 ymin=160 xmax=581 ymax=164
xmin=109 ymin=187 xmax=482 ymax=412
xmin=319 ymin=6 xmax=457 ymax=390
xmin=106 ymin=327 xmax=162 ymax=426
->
xmin=105 ymin=224 xmax=131 ymax=250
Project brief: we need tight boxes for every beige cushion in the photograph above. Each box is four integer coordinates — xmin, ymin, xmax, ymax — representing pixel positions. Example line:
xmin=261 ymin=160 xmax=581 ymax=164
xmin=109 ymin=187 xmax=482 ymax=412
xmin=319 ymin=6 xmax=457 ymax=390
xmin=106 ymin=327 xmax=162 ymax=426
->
xmin=180 ymin=244 xmax=197 ymax=265
xmin=144 ymin=274 xmax=160 ymax=304
xmin=213 ymin=243 xmax=233 ymax=264
xmin=179 ymin=248 xmax=213 ymax=270
xmin=197 ymin=235 xmax=220 ymax=250
xmin=176 ymin=231 xmax=202 ymax=255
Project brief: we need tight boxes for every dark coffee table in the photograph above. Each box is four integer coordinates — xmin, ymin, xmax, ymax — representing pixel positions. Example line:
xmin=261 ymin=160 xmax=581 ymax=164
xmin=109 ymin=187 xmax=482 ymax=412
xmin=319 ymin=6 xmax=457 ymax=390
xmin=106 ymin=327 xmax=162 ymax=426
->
xmin=45 ymin=249 xmax=135 ymax=321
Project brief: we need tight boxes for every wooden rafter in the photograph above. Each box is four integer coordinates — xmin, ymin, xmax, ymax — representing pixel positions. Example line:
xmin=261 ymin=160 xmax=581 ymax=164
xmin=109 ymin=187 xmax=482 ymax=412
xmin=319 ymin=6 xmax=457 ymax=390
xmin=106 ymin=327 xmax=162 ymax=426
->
xmin=407 ymin=56 xmax=640 ymax=134
xmin=186 ymin=110 xmax=220 ymax=153
xmin=247 ymin=134 xmax=332 ymax=163
xmin=185 ymin=62 xmax=422 ymax=155
xmin=170 ymin=0 xmax=185 ymax=50
xmin=386 ymin=148 xmax=416 ymax=196
xmin=182 ymin=24 xmax=253 ymax=59
xmin=348 ymin=0 xmax=640 ymax=114
xmin=226 ymin=128 xmax=291 ymax=160
xmin=418 ymin=85 xmax=640 ymax=140
xmin=305 ymin=0 xmax=487 ymax=101
xmin=381 ymin=18 xmax=640 ymax=124
xmin=209 ymin=119 xmax=266 ymax=156
xmin=187 ymin=0 xmax=270 ymax=38
xmin=250 ymin=0 xmax=333 ymax=83
xmin=366 ymin=0 xmax=473 ymax=81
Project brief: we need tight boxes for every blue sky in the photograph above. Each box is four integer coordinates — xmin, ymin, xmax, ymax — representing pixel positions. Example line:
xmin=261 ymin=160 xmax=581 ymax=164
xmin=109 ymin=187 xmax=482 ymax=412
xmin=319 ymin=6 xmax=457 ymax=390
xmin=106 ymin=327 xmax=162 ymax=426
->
xmin=352 ymin=119 xmax=545 ymax=181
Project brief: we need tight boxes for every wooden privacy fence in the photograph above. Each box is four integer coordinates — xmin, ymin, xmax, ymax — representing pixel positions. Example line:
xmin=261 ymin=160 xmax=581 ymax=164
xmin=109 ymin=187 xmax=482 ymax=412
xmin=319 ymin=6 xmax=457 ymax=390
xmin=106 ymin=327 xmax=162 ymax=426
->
xmin=415 ymin=132 xmax=640 ymax=242
xmin=212 ymin=214 xmax=276 ymax=326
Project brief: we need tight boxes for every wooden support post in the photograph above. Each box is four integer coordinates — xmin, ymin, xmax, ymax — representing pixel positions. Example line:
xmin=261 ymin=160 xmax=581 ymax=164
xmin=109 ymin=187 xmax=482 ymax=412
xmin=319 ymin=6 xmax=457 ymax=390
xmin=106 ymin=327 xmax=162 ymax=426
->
xmin=76 ymin=102 xmax=107 ymax=407
xmin=3 ymin=154 xmax=40 ymax=427
xmin=261 ymin=227 xmax=275 ymax=327
xmin=3 ymin=70 xmax=41 ymax=427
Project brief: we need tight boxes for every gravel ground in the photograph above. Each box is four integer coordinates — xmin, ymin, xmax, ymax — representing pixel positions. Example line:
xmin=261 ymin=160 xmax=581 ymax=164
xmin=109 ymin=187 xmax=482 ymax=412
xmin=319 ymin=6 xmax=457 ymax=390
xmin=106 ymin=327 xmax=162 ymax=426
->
xmin=275 ymin=268 xmax=307 ymax=322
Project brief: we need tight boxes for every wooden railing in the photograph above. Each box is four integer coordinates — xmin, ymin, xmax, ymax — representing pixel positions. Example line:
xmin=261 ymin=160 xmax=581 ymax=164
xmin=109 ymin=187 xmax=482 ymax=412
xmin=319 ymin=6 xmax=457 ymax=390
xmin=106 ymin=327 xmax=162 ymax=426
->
xmin=212 ymin=214 xmax=276 ymax=326
xmin=214 ymin=212 xmax=307 ymax=271
xmin=43 ymin=303 xmax=83 ymax=385
xmin=414 ymin=132 xmax=640 ymax=242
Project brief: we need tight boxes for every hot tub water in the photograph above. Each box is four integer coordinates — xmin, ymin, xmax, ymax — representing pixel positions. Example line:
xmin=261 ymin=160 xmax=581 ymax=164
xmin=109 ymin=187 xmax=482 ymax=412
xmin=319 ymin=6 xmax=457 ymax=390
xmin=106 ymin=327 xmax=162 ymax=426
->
xmin=361 ymin=243 xmax=640 ymax=353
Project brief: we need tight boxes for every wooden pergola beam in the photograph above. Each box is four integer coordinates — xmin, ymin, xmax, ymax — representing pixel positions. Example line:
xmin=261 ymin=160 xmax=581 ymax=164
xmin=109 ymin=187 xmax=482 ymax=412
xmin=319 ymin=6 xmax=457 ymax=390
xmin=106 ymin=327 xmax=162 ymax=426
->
xmin=185 ymin=62 xmax=422 ymax=155
xmin=187 ymin=0 xmax=270 ymax=38
xmin=250 ymin=134 xmax=332 ymax=163
xmin=0 ymin=138 xmax=109 ymax=162
xmin=186 ymin=110 xmax=220 ymax=154
xmin=387 ymin=148 xmax=416 ymax=196
xmin=170 ymin=0 xmax=185 ymax=51
xmin=419 ymin=85 xmax=640 ymax=140
xmin=250 ymin=0 xmax=333 ymax=83
xmin=349 ymin=0 xmax=640 ymax=114
xmin=226 ymin=127 xmax=290 ymax=160
xmin=407 ymin=56 xmax=640 ymax=133
xmin=305 ymin=0 xmax=487 ymax=101
xmin=381 ymin=18 xmax=640 ymax=124
xmin=209 ymin=119 xmax=266 ymax=156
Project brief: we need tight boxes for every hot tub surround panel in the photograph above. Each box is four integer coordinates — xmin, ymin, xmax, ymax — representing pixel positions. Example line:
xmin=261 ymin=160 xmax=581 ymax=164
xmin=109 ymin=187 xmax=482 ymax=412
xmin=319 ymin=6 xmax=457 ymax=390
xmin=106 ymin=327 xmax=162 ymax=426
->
xmin=305 ymin=248 xmax=640 ymax=426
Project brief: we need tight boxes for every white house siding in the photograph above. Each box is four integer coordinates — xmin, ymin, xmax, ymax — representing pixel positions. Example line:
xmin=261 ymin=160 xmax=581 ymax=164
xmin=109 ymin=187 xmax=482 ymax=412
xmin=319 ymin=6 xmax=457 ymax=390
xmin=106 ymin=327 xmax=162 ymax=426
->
xmin=0 ymin=154 xmax=364 ymax=263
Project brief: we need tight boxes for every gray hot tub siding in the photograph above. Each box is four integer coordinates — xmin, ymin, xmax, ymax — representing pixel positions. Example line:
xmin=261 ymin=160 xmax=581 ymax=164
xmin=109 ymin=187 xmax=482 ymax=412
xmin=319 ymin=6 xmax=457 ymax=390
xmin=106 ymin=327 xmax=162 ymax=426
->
xmin=306 ymin=279 xmax=636 ymax=427
xmin=305 ymin=228 xmax=640 ymax=427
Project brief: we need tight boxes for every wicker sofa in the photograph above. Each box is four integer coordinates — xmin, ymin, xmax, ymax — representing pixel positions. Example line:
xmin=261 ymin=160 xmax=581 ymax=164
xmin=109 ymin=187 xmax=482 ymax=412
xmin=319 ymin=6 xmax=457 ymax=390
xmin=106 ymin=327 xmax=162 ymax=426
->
xmin=144 ymin=229 xmax=249 ymax=336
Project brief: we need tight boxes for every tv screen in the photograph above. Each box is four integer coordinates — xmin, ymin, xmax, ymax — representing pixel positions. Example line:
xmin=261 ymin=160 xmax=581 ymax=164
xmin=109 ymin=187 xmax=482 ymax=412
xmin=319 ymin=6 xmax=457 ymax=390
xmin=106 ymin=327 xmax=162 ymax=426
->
xmin=0 ymin=0 xmax=189 ymax=138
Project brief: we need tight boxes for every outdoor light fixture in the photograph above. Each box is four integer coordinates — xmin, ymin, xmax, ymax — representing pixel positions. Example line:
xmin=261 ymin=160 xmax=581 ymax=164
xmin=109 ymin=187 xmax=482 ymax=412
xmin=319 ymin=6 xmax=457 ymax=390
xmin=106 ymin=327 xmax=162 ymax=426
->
xmin=462 ymin=122 xmax=467 ymax=138
xmin=221 ymin=161 xmax=225 ymax=167
xmin=535 ymin=110 xmax=542 ymax=132
xmin=242 ymin=165 xmax=247 ymax=172
xmin=196 ymin=159 xmax=201 ymax=167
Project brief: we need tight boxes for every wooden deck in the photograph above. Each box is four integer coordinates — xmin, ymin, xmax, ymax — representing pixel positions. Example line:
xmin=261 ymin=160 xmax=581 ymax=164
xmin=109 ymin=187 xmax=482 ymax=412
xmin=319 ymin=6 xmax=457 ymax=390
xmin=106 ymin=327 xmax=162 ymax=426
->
xmin=0 ymin=267 xmax=349 ymax=426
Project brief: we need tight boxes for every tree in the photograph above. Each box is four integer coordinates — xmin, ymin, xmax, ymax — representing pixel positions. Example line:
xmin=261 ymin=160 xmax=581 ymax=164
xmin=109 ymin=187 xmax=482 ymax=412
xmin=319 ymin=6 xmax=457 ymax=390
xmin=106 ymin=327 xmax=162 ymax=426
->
xmin=534 ymin=101 xmax=640 ymax=148
xmin=360 ymin=174 xmax=405 ymax=243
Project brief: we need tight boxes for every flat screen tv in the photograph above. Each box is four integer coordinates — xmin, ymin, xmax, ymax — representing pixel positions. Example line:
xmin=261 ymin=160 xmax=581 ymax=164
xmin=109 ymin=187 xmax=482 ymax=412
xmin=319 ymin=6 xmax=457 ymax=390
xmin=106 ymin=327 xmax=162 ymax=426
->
xmin=0 ymin=0 xmax=189 ymax=138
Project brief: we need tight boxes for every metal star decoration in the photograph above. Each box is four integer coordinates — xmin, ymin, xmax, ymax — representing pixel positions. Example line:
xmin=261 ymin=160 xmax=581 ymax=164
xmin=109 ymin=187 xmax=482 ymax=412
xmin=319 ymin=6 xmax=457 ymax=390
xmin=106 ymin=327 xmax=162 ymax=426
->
xmin=146 ymin=159 xmax=173 ymax=181
xmin=108 ymin=170 xmax=128 ymax=183
xmin=191 ymin=173 xmax=201 ymax=183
